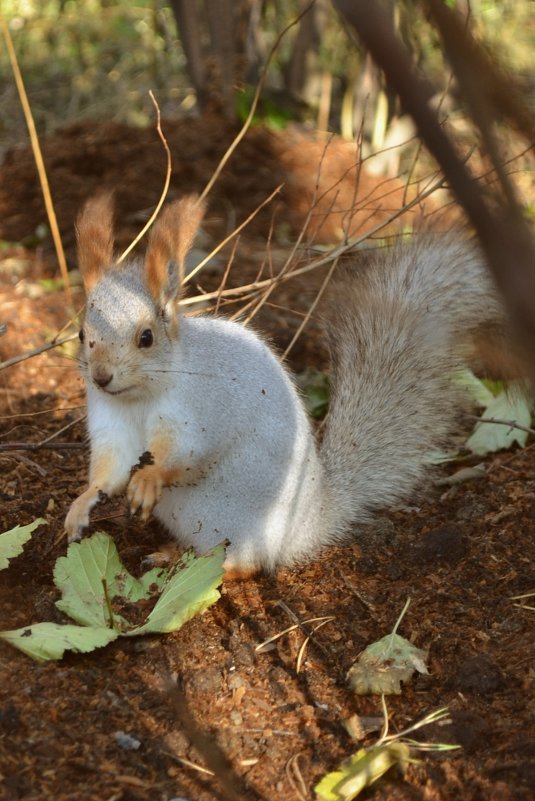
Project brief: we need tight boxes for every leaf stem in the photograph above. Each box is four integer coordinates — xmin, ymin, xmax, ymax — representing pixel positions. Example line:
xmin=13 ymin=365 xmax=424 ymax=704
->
xmin=101 ymin=578 xmax=116 ymax=630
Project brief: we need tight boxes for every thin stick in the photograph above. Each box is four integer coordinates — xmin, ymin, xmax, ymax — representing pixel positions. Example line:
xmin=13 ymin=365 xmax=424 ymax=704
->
xmin=198 ymin=2 xmax=315 ymax=205
xmin=0 ymin=15 xmax=71 ymax=305
xmin=0 ymin=405 xmax=83 ymax=421
xmin=0 ymin=334 xmax=78 ymax=372
xmin=214 ymin=237 xmax=239 ymax=315
xmin=184 ymin=185 xmax=283 ymax=285
xmin=0 ymin=441 xmax=84 ymax=452
xmin=281 ymin=253 xmax=341 ymax=361
xmin=467 ymin=415 xmax=535 ymax=437
xmin=1 ymin=169 xmax=447 ymax=373
xmin=180 ymin=170 xmax=448 ymax=310
xmin=1 ymin=453 xmax=47 ymax=478
xmin=117 ymin=91 xmax=172 ymax=264
xmin=38 ymin=415 xmax=85 ymax=446
xmin=242 ymin=135 xmax=339 ymax=327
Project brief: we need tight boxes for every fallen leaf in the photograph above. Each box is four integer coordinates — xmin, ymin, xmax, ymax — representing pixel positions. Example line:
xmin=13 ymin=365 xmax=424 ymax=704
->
xmin=0 ymin=518 xmax=47 ymax=571
xmin=467 ymin=385 xmax=532 ymax=455
xmin=315 ymin=743 xmax=410 ymax=800
xmin=0 ymin=622 xmax=117 ymax=662
xmin=347 ymin=633 xmax=428 ymax=695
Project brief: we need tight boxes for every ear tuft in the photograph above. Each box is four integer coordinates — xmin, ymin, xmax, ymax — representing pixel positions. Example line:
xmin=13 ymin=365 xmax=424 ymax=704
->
xmin=145 ymin=195 xmax=206 ymax=304
xmin=76 ymin=193 xmax=115 ymax=293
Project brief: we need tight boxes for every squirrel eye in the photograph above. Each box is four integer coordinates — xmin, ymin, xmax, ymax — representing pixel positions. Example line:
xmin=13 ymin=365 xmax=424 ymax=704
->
xmin=78 ymin=328 xmax=85 ymax=344
xmin=138 ymin=328 xmax=154 ymax=348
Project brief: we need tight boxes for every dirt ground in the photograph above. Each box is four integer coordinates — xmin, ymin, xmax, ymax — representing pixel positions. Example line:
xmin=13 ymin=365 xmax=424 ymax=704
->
xmin=0 ymin=117 xmax=533 ymax=801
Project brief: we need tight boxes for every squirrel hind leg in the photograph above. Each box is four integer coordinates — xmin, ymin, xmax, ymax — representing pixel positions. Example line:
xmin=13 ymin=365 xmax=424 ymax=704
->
xmin=142 ymin=544 xmax=260 ymax=581
xmin=223 ymin=564 xmax=260 ymax=581
xmin=141 ymin=542 xmax=181 ymax=568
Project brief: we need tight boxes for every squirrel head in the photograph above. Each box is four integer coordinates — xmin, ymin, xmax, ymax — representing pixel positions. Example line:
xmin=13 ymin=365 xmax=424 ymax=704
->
xmin=76 ymin=193 xmax=205 ymax=399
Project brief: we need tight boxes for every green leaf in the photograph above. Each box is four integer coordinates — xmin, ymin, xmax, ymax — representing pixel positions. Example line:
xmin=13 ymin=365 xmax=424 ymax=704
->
xmin=130 ymin=544 xmax=225 ymax=635
xmin=0 ymin=622 xmax=118 ymax=662
xmin=53 ymin=532 xmax=167 ymax=630
xmin=0 ymin=518 xmax=47 ymax=571
xmin=347 ymin=633 xmax=428 ymax=695
xmin=454 ymin=368 xmax=495 ymax=407
xmin=0 ymin=533 xmax=224 ymax=662
xmin=315 ymin=743 xmax=411 ymax=800
xmin=466 ymin=385 xmax=532 ymax=456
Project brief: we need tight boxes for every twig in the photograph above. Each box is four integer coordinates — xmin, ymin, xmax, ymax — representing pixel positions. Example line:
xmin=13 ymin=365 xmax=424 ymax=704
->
xmin=255 ymin=617 xmax=335 ymax=653
xmin=214 ymin=237 xmax=239 ymax=316
xmin=117 ymin=91 xmax=172 ymax=263
xmin=0 ymin=15 xmax=71 ymax=305
xmin=167 ymin=754 xmax=214 ymax=777
xmin=242 ymin=135 xmax=340 ymax=327
xmin=281 ymin=253 xmax=341 ymax=361
xmin=198 ymin=1 xmax=316 ymax=205
xmin=182 ymin=170 xmax=448 ymax=314
xmin=43 ymin=415 xmax=86 ymax=444
xmin=0 ymin=415 xmax=84 ymax=453
xmin=1 ymin=453 xmax=47 ymax=477
xmin=467 ymin=415 xmax=535 ymax=437
xmin=334 ymin=0 xmax=535 ymax=367
xmin=0 ymin=334 xmax=78 ymax=372
xmin=0 ymin=441 xmax=84 ymax=452
xmin=184 ymin=185 xmax=283 ymax=285
xmin=0 ymin=405 xmax=83 ymax=421
xmin=1 ymin=165 xmax=447 ymax=373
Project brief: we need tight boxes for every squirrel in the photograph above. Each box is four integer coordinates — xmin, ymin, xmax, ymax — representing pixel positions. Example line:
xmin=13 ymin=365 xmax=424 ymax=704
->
xmin=65 ymin=193 xmax=506 ymax=577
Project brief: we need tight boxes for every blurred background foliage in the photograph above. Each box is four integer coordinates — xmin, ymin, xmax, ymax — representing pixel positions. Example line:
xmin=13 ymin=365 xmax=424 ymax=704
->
xmin=1 ymin=0 xmax=534 ymax=160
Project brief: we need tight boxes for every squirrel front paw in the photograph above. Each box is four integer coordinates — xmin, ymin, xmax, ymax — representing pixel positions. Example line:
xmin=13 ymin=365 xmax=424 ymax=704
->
xmin=127 ymin=465 xmax=164 ymax=521
xmin=64 ymin=491 xmax=94 ymax=543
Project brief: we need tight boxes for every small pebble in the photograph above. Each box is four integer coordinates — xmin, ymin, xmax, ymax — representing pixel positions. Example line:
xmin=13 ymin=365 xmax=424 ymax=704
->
xmin=114 ymin=730 xmax=142 ymax=751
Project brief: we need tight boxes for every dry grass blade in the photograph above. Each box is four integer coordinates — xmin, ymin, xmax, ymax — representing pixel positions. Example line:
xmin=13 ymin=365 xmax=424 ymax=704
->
xmin=511 ymin=589 xmax=535 ymax=611
xmin=117 ymin=91 xmax=172 ymax=264
xmin=296 ymin=617 xmax=336 ymax=674
xmin=255 ymin=616 xmax=335 ymax=653
xmin=286 ymin=753 xmax=309 ymax=801
xmin=0 ymin=15 xmax=71 ymax=305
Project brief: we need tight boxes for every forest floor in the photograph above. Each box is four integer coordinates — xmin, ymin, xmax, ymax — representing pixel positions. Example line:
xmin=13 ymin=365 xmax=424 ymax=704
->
xmin=0 ymin=115 xmax=533 ymax=801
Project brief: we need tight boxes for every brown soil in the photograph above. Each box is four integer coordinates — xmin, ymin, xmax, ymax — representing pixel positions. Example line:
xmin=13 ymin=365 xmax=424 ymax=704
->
xmin=0 ymin=117 xmax=533 ymax=801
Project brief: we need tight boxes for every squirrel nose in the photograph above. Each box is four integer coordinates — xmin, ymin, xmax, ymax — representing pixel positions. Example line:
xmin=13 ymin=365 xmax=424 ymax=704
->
xmin=93 ymin=370 xmax=113 ymax=388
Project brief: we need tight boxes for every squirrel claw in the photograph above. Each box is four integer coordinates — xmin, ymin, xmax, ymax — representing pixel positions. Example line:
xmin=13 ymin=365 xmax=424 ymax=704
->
xmin=64 ymin=495 xmax=92 ymax=543
xmin=67 ymin=528 xmax=84 ymax=544
xmin=127 ymin=465 xmax=163 ymax=521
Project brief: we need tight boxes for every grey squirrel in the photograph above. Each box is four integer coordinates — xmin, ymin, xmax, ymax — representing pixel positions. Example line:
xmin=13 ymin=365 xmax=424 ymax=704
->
xmin=65 ymin=194 xmax=505 ymax=577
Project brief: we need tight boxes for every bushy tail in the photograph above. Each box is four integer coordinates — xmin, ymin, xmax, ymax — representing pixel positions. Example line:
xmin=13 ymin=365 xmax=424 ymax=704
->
xmin=320 ymin=233 xmax=505 ymax=538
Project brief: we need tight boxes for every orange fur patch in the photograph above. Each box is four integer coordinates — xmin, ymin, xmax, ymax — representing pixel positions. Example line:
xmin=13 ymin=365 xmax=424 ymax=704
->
xmin=88 ymin=448 xmax=117 ymax=488
xmin=76 ymin=193 xmax=115 ymax=293
xmin=223 ymin=565 xmax=259 ymax=581
xmin=145 ymin=195 xmax=206 ymax=302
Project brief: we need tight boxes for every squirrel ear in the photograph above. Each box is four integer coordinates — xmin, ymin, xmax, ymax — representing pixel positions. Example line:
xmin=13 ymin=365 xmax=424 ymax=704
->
xmin=145 ymin=195 xmax=206 ymax=307
xmin=76 ymin=193 xmax=115 ymax=293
